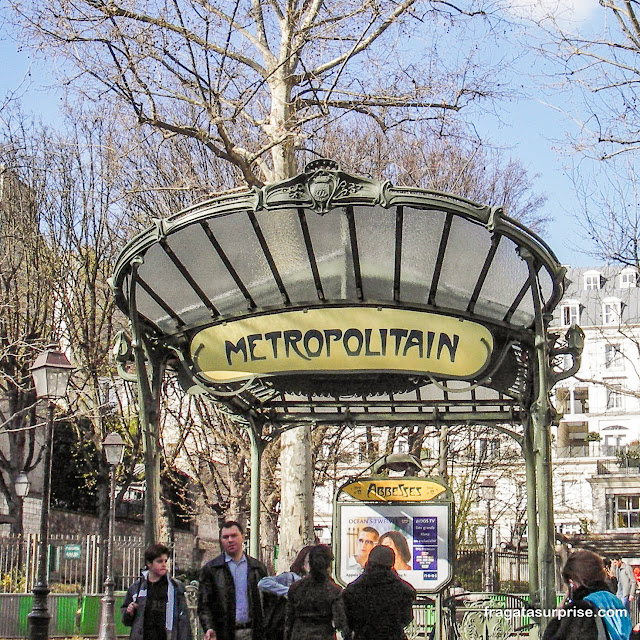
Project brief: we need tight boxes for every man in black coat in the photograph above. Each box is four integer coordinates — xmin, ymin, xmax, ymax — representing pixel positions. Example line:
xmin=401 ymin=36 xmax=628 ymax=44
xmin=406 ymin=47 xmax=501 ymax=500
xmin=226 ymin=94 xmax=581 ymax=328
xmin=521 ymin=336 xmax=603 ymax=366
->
xmin=342 ymin=544 xmax=416 ymax=640
xmin=198 ymin=520 xmax=268 ymax=640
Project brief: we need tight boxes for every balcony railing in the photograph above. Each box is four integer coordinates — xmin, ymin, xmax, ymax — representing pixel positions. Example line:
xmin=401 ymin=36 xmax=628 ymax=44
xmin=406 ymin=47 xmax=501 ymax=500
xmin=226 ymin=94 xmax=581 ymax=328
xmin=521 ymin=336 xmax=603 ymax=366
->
xmin=555 ymin=443 xmax=631 ymax=460
xmin=596 ymin=458 xmax=640 ymax=475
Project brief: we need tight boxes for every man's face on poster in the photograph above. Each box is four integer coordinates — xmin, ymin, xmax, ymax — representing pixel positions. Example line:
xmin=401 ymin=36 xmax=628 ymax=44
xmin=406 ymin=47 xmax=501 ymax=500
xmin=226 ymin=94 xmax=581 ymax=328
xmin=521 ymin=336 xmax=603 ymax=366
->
xmin=356 ymin=530 xmax=379 ymax=566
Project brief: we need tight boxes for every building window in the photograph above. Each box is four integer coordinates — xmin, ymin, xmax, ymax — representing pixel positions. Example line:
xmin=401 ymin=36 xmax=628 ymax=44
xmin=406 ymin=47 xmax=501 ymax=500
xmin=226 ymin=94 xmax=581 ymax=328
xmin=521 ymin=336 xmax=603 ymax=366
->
xmin=478 ymin=438 xmax=500 ymax=458
xmin=358 ymin=442 xmax=367 ymax=462
xmin=584 ymin=272 xmax=602 ymax=290
xmin=603 ymin=300 xmax=621 ymax=325
xmin=561 ymin=303 xmax=579 ymax=326
xmin=561 ymin=480 xmax=572 ymax=505
xmin=604 ymin=433 xmax=626 ymax=456
xmin=620 ymin=269 xmax=638 ymax=288
xmin=614 ymin=495 xmax=640 ymax=529
xmin=574 ymin=387 xmax=589 ymax=414
xmin=605 ymin=344 xmax=623 ymax=369
xmin=606 ymin=385 xmax=623 ymax=410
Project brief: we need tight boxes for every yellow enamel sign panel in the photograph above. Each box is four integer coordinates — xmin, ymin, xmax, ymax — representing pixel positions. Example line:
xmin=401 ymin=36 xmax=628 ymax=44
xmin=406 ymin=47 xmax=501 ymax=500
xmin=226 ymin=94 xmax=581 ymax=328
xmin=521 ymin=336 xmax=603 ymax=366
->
xmin=191 ymin=307 xmax=493 ymax=383
xmin=341 ymin=479 xmax=446 ymax=502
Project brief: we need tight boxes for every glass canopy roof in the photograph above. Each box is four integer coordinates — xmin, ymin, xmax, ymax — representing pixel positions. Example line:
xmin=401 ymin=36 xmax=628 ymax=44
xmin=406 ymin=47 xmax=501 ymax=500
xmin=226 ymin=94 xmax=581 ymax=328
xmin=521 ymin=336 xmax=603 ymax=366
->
xmin=111 ymin=159 xmax=565 ymax=428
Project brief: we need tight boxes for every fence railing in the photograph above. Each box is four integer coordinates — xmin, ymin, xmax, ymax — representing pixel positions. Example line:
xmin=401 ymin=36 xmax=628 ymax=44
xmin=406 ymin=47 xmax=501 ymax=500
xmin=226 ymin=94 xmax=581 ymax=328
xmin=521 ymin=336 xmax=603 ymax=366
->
xmin=455 ymin=549 xmax=529 ymax=592
xmin=0 ymin=533 xmax=182 ymax=594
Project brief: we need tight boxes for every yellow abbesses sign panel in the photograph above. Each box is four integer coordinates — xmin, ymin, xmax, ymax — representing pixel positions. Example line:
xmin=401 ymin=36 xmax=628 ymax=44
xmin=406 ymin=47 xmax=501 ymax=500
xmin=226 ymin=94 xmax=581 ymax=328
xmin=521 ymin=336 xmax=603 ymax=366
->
xmin=342 ymin=479 xmax=446 ymax=502
xmin=191 ymin=307 xmax=493 ymax=383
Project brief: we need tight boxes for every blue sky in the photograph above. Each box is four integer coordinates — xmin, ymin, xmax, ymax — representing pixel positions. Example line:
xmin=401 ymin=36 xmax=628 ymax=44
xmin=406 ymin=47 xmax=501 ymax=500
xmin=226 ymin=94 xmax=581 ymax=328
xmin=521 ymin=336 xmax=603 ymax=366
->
xmin=0 ymin=4 xmax=606 ymax=269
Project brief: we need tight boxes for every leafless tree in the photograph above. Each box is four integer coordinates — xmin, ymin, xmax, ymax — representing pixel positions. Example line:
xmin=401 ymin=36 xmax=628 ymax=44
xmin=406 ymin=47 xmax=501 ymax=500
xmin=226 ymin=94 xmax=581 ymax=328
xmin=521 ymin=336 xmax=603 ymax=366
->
xmin=8 ymin=0 xmax=532 ymax=563
xmin=11 ymin=0 xmax=512 ymax=185
xmin=535 ymin=2 xmax=640 ymax=161
xmin=0 ymin=110 xmax=68 ymax=535
xmin=315 ymin=123 xmax=549 ymax=231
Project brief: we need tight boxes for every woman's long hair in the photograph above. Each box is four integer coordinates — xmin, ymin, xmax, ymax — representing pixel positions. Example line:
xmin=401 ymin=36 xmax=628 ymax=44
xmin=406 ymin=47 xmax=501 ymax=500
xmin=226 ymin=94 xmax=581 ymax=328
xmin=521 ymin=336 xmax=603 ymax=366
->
xmin=562 ymin=550 xmax=607 ymax=589
xmin=290 ymin=545 xmax=313 ymax=576
xmin=308 ymin=544 xmax=332 ymax=582
xmin=379 ymin=530 xmax=412 ymax=564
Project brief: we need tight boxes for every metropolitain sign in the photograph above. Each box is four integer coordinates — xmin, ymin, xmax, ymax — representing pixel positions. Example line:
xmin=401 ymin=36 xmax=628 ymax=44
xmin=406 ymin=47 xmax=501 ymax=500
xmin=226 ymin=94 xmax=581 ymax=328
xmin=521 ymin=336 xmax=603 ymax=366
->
xmin=191 ymin=307 xmax=493 ymax=383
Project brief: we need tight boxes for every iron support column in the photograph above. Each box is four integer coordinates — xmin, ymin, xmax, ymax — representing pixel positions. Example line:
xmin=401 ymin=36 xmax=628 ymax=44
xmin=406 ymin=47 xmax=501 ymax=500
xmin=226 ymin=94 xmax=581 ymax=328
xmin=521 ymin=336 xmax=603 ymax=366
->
xmin=523 ymin=416 xmax=540 ymax=607
xmin=129 ymin=260 xmax=165 ymax=546
xmin=28 ymin=402 xmax=54 ymax=640
xmin=523 ymin=249 xmax=556 ymax=623
xmin=247 ymin=419 xmax=264 ymax=558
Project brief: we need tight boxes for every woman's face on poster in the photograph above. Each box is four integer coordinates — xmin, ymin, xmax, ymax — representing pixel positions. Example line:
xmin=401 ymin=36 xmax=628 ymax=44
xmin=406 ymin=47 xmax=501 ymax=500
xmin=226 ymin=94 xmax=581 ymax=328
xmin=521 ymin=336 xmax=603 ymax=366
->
xmin=381 ymin=537 xmax=409 ymax=570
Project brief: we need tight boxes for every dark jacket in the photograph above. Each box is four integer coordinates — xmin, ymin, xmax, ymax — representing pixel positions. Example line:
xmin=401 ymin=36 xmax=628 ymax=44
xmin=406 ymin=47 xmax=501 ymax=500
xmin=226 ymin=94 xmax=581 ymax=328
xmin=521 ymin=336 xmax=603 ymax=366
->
xmin=342 ymin=567 xmax=416 ymax=640
xmin=197 ymin=553 xmax=268 ymax=640
xmin=285 ymin=575 xmax=349 ymax=640
xmin=121 ymin=572 xmax=192 ymax=640
xmin=542 ymin=583 xmax=628 ymax=640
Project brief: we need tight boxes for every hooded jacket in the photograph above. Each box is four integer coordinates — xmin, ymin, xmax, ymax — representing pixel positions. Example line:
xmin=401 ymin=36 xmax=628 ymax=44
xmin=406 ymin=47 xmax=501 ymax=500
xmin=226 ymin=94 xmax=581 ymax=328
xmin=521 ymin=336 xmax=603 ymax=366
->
xmin=121 ymin=570 xmax=193 ymax=640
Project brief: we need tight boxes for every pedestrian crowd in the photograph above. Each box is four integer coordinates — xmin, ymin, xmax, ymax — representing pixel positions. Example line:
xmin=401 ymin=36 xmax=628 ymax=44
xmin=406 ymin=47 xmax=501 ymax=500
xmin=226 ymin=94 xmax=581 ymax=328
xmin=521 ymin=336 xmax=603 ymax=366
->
xmin=119 ymin=523 xmax=640 ymax=640
xmin=121 ymin=520 xmax=416 ymax=640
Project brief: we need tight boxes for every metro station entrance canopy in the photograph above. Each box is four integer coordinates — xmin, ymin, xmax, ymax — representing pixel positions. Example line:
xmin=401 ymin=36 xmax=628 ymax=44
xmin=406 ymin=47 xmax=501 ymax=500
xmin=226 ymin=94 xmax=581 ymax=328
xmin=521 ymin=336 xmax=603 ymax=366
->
xmin=111 ymin=159 xmax=580 ymax=614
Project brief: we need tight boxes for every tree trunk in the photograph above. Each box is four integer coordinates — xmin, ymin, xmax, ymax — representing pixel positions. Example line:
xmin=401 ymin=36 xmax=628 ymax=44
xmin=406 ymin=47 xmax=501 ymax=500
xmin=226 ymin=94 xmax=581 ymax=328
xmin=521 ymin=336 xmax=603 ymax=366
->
xmin=277 ymin=425 xmax=314 ymax=572
xmin=266 ymin=78 xmax=316 ymax=571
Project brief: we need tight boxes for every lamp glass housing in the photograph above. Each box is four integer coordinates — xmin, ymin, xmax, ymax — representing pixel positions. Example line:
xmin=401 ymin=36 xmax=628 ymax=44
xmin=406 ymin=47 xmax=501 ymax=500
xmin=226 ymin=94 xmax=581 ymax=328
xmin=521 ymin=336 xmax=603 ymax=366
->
xmin=103 ymin=432 xmax=125 ymax=466
xmin=30 ymin=349 xmax=74 ymax=399
xmin=14 ymin=471 xmax=30 ymax=498
xmin=478 ymin=479 xmax=496 ymax=501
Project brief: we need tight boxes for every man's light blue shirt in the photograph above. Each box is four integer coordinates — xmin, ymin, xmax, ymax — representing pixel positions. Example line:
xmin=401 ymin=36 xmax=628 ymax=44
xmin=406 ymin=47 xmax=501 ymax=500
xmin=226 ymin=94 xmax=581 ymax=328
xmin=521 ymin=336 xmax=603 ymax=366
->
xmin=225 ymin=553 xmax=250 ymax=623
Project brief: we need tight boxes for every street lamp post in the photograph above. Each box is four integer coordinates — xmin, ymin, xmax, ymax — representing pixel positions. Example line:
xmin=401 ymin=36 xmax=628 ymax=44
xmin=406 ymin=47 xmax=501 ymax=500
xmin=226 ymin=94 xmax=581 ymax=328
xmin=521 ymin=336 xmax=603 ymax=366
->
xmin=28 ymin=347 xmax=74 ymax=640
xmin=478 ymin=478 xmax=496 ymax=593
xmin=98 ymin=432 xmax=125 ymax=640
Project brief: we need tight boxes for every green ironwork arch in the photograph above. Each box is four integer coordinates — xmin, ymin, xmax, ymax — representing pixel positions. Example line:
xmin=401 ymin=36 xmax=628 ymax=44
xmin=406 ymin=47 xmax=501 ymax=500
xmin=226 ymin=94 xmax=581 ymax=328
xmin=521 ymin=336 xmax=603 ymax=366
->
xmin=111 ymin=159 xmax=581 ymax=621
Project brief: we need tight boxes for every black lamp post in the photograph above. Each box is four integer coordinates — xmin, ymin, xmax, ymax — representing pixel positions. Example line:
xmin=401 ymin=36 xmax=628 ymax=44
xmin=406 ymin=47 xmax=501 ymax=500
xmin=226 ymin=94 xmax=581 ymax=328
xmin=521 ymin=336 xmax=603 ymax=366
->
xmin=98 ymin=432 xmax=125 ymax=640
xmin=478 ymin=478 xmax=496 ymax=593
xmin=28 ymin=346 xmax=73 ymax=640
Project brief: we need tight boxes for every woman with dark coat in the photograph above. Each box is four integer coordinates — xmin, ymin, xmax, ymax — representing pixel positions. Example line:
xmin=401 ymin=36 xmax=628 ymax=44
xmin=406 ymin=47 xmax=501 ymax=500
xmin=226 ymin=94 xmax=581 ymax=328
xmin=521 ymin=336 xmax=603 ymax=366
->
xmin=284 ymin=544 xmax=349 ymax=640
xmin=543 ymin=550 xmax=631 ymax=640
xmin=342 ymin=545 xmax=416 ymax=640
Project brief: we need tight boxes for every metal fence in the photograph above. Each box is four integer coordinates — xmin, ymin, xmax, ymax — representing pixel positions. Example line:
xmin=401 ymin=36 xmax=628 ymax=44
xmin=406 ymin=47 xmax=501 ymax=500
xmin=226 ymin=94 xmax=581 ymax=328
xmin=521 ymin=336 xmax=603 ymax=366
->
xmin=456 ymin=549 xmax=529 ymax=592
xmin=0 ymin=533 xmax=164 ymax=594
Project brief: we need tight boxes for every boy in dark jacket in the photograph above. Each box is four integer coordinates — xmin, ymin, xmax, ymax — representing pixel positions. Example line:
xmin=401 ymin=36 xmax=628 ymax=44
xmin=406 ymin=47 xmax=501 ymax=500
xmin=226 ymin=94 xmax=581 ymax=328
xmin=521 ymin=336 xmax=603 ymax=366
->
xmin=121 ymin=543 xmax=193 ymax=640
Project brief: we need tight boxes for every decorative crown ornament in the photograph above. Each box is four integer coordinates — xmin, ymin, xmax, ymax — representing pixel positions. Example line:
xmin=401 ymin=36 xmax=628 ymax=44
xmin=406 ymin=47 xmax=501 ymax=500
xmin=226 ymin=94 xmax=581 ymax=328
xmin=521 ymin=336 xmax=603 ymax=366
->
xmin=260 ymin=158 xmax=386 ymax=214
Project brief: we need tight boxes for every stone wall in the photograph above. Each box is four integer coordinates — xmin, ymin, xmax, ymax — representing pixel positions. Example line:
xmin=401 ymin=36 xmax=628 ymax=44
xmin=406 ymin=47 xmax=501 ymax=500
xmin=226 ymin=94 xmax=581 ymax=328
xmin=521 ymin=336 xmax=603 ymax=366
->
xmin=48 ymin=509 xmax=205 ymax=573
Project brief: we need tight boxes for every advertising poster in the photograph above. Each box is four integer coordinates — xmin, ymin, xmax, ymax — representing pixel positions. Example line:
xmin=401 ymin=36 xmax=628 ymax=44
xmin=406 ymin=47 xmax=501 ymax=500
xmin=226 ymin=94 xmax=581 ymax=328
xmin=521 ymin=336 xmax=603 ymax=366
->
xmin=337 ymin=503 xmax=451 ymax=592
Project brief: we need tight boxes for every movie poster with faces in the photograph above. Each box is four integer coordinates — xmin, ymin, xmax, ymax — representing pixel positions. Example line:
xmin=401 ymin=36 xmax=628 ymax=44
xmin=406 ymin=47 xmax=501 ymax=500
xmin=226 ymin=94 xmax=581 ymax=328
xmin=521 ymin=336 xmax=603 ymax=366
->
xmin=336 ymin=503 xmax=451 ymax=592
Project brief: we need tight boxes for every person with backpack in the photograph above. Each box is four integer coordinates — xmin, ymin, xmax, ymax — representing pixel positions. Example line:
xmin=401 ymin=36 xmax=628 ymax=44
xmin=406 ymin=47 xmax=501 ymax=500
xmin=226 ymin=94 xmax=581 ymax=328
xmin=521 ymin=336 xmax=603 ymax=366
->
xmin=121 ymin=543 xmax=193 ymax=640
xmin=543 ymin=550 xmax=631 ymax=640
xmin=258 ymin=546 xmax=313 ymax=640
